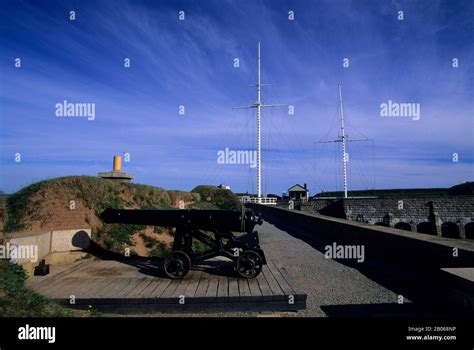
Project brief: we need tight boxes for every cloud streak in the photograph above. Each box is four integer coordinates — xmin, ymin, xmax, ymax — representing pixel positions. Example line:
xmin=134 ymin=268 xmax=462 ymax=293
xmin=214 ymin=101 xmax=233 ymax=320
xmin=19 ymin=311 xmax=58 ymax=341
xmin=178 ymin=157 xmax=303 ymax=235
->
xmin=0 ymin=0 xmax=473 ymax=194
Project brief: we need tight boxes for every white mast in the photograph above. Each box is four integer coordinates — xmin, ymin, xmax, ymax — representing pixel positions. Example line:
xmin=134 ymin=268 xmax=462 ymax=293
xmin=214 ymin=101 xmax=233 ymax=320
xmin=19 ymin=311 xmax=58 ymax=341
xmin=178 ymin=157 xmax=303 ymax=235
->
xmin=257 ymin=42 xmax=262 ymax=200
xmin=315 ymin=84 xmax=372 ymax=199
xmin=233 ymin=41 xmax=287 ymax=203
xmin=338 ymin=84 xmax=348 ymax=199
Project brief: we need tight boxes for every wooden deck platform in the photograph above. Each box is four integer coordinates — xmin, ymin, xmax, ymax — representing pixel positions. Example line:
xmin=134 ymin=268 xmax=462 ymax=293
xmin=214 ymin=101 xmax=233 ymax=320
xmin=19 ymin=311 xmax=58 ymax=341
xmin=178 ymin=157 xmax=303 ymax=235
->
xmin=27 ymin=257 xmax=306 ymax=313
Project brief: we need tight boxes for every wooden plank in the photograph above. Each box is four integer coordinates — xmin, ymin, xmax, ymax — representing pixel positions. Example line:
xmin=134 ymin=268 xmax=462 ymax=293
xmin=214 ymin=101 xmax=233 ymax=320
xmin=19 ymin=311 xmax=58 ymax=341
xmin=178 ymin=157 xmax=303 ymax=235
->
xmin=73 ymin=276 xmax=121 ymax=299
xmin=248 ymin=277 xmax=262 ymax=301
xmin=45 ymin=277 xmax=87 ymax=299
xmin=49 ymin=276 xmax=105 ymax=299
xmin=33 ymin=276 xmax=69 ymax=296
xmin=79 ymin=259 xmax=114 ymax=274
xmin=149 ymin=278 xmax=172 ymax=299
xmin=27 ymin=257 xmax=307 ymax=311
xmin=125 ymin=277 xmax=155 ymax=298
xmin=184 ymin=270 xmax=202 ymax=298
xmin=115 ymin=276 xmax=148 ymax=298
xmin=194 ymin=274 xmax=210 ymax=300
xmin=80 ymin=276 xmax=124 ymax=299
xmin=227 ymin=278 xmax=240 ymax=302
xmin=237 ymin=278 xmax=251 ymax=302
xmin=37 ymin=271 xmax=97 ymax=296
xmin=67 ymin=260 xmax=122 ymax=284
xmin=32 ymin=259 xmax=97 ymax=292
xmin=205 ymin=273 xmax=219 ymax=302
xmin=256 ymin=271 xmax=274 ymax=301
xmin=268 ymin=259 xmax=299 ymax=295
xmin=217 ymin=275 xmax=228 ymax=302
xmin=173 ymin=272 xmax=193 ymax=300
xmin=275 ymin=263 xmax=306 ymax=300
xmin=262 ymin=266 xmax=285 ymax=301
xmin=160 ymin=279 xmax=182 ymax=301
xmin=266 ymin=260 xmax=294 ymax=299
xmin=96 ymin=277 xmax=134 ymax=298
xmin=28 ymin=259 xmax=92 ymax=288
xmin=71 ymin=260 xmax=130 ymax=298
xmin=139 ymin=277 xmax=164 ymax=298
xmin=27 ymin=266 xmax=69 ymax=287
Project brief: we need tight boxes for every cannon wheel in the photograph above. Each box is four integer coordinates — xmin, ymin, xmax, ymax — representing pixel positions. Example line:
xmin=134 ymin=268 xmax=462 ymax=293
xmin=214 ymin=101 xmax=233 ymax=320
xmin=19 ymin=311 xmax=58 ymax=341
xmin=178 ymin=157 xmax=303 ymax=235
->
xmin=235 ymin=250 xmax=263 ymax=279
xmin=164 ymin=251 xmax=191 ymax=279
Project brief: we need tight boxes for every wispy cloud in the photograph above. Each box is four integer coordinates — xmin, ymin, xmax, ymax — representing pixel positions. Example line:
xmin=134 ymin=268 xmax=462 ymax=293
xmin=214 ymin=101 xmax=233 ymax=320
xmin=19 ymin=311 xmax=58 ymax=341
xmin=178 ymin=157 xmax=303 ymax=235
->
xmin=0 ymin=0 xmax=473 ymax=194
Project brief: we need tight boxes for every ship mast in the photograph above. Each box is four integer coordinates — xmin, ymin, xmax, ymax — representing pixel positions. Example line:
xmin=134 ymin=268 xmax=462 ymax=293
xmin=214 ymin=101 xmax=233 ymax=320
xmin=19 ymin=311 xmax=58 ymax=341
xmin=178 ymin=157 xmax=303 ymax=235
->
xmin=338 ymin=84 xmax=348 ymax=198
xmin=257 ymin=42 xmax=262 ymax=200
xmin=234 ymin=41 xmax=286 ymax=203
xmin=315 ymin=84 xmax=371 ymax=199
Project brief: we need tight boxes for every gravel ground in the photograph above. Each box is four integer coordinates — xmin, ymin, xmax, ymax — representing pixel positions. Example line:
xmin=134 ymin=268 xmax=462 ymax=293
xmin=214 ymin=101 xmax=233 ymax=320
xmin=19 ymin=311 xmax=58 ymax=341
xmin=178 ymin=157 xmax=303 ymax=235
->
xmin=258 ymin=221 xmax=400 ymax=317
xmin=111 ymin=220 xmax=400 ymax=317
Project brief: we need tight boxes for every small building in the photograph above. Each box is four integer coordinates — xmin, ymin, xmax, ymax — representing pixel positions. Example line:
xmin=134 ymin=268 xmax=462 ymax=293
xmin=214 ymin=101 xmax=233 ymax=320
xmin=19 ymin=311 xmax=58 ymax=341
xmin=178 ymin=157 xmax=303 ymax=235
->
xmin=217 ymin=184 xmax=231 ymax=190
xmin=98 ymin=155 xmax=133 ymax=182
xmin=287 ymin=183 xmax=309 ymax=202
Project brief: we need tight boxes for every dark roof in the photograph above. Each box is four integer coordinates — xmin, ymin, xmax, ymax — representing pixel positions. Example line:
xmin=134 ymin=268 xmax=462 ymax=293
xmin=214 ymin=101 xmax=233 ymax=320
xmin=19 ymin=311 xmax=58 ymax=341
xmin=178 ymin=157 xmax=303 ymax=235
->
xmin=288 ymin=184 xmax=307 ymax=192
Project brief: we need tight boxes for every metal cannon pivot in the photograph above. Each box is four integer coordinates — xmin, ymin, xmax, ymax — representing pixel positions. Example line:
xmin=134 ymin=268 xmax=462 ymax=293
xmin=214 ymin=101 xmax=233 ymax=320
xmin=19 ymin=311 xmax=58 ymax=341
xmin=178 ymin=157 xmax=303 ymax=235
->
xmin=100 ymin=208 xmax=265 ymax=279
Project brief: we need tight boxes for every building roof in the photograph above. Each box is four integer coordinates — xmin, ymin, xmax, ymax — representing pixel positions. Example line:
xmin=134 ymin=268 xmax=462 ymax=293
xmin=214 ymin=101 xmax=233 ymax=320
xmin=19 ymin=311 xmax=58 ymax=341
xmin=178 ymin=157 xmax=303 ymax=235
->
xmin=288 ymin=184 xmax=307 ymax=192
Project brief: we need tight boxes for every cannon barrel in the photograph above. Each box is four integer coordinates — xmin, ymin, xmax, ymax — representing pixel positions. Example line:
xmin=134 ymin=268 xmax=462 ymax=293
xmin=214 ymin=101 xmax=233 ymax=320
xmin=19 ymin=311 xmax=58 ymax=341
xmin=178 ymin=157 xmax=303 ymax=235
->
xmin=100 ymin=208 xmax=263 ymax=233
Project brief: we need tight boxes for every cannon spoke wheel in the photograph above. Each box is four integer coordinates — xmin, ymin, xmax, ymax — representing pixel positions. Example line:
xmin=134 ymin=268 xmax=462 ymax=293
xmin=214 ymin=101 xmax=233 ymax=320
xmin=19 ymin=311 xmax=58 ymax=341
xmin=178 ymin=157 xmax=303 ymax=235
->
xmin=235 ymin=250 xmax=263 ymax=279
xmin=164 ymin=251 xmax=191 ymax=279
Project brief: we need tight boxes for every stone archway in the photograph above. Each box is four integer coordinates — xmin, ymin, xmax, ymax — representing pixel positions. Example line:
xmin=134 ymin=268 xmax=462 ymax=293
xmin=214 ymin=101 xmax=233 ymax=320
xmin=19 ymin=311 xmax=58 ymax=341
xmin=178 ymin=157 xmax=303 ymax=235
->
xmin=465 ymin=222 xmax=474 ymax=239
xmin=416 ymin=222 xmax=437 ymax=236
xmin=441 ymin=222 xmax=460 ymax=238
xmin=394 ymin=222 xmax=411 ymax=231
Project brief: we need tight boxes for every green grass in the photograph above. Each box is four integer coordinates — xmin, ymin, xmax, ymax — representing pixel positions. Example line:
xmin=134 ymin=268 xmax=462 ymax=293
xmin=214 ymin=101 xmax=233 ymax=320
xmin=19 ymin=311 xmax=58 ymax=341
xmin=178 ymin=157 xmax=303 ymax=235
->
xmin=3 ymin=181 xmax=44 ymax=232
xmin=149 ymin=241 xmax=169 ymax=258
xmin=104 ymin=224 xmax=144 ymax=250
xmin=191 ymin=185 xmax=241 ymax=209
xmin=106 ymin=188 xmax=122 ymax=209
xmin=0 ymin=191 xmax=6 ymax=231
xmin=192 ymin=237 xmax=209 ymax=255
xmin=0 ymin=261 xmax=74 ymax=317
xmin=188 ymin=201 xmax=220 ymax=209
xmin=139 ymin=232 xmax=170 ymax=257
xmin=139 ymin=232 xmax=159 ymax=248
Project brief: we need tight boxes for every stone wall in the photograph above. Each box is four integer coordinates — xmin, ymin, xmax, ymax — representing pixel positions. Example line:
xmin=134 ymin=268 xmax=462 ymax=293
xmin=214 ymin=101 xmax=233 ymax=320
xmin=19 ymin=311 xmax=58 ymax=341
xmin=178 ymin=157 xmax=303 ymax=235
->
xmin=248 ymin=203 xmax=474 ymax=311
xmin=290 ymin=196 xmax=474 ymax=239
xmin=3 ymin=228 xmax=91 ymax=275
xmin=343 ymin=196 xmax=473 ymax=238
xmin=251 ymin=203 xmax=474 ymax=266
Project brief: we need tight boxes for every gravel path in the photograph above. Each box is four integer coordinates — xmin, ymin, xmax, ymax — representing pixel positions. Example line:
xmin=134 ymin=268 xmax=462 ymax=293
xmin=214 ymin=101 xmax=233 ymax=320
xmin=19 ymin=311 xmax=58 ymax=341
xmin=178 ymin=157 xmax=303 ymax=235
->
xmin=258 ymin=221 xmax=400 ymax=317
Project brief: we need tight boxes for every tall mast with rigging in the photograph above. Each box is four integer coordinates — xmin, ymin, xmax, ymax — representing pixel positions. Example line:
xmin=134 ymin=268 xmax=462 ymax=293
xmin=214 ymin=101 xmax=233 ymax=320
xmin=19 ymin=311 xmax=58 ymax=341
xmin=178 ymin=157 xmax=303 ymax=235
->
xmin=234 ymin=41 xmax=286 ymax=203
xmin=339 ymin=84 xmax=348 ymax=198
xmin=315 ymin=84 xmax=371 ymax=199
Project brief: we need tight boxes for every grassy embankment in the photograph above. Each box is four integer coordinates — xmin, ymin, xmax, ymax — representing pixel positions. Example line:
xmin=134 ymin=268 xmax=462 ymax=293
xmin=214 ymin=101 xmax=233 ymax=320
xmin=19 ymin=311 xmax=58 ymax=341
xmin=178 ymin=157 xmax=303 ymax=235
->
xmin=0 ymin=177 xmax=240 ymax=316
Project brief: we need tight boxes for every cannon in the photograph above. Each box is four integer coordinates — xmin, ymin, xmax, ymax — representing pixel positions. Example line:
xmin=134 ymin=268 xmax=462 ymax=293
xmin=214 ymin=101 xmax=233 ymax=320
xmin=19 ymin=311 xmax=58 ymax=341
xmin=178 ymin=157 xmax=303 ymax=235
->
xmin=100 ymin=208 xmax=265 ymax=279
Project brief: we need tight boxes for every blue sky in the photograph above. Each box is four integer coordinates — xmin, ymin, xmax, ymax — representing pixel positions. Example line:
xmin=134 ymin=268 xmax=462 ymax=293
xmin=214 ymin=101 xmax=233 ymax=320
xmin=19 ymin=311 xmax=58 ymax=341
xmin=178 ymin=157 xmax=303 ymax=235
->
xmin=1 ymin=0 xmax=473 ymax=195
